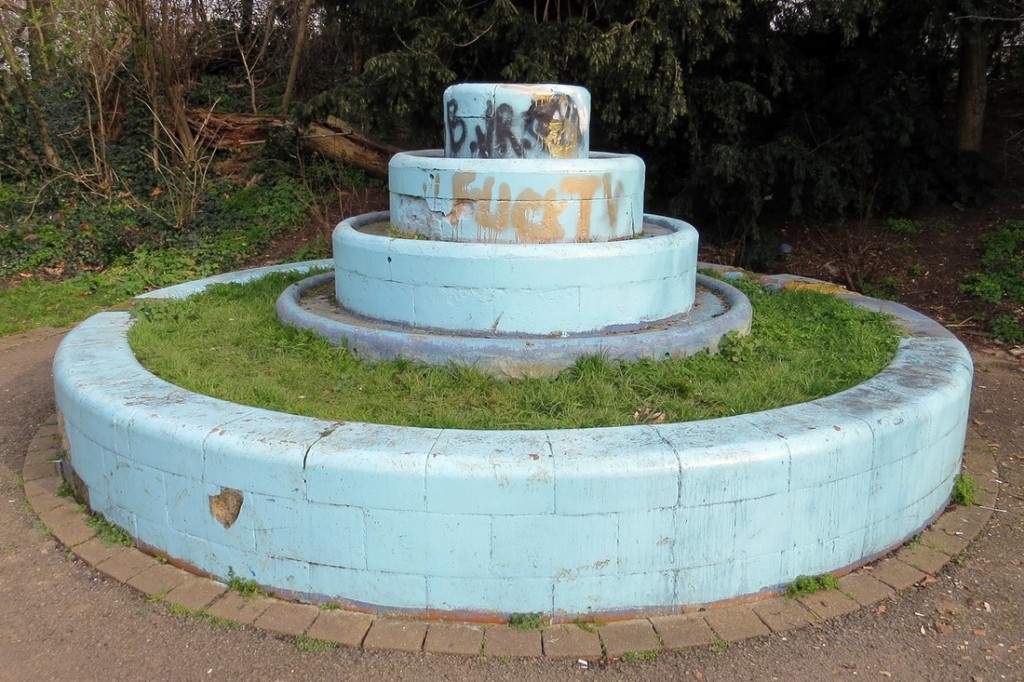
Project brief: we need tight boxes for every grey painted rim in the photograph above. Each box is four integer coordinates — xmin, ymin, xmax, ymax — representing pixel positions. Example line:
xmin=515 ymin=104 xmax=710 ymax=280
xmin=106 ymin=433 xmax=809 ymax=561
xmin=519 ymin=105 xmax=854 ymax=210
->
xmin=277 ymin=271 xmax=752 ymax=377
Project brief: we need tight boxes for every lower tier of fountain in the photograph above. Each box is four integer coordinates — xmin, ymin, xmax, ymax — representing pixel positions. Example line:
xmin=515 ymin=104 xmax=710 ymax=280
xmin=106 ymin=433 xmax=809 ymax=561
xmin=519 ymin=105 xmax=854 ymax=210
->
xmin=53 ymin=261 xmax=973 ymax=621
xmin=277 ymin=270 xmax=750 ymax=377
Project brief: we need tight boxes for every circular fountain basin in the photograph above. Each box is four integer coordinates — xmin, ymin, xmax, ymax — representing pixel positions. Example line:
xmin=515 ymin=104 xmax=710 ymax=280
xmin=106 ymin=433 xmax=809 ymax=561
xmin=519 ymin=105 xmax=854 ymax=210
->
xmin=278 ymin=270 xmax=749 ymax=377
xmin=332 ymin=212 xmax=697 ymax=336
xmin=53 ymin=261 xmax=973 ymax=620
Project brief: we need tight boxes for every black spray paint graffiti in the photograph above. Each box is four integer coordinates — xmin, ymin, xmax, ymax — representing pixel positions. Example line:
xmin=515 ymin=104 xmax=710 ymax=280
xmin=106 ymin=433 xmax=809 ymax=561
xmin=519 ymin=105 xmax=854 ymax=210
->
xmin=466 ymin=102 xmax=528 ymax=158
xmin=446 ymin=95 xmax=584 ymax=159
xmin=446 ymin=99 xmax=467 ymax=155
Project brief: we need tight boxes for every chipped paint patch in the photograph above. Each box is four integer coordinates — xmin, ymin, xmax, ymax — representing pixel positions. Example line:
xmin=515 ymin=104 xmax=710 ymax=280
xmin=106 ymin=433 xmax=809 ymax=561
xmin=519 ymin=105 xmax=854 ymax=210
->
xmin=210 ymin=488 xmax=243 ymax=528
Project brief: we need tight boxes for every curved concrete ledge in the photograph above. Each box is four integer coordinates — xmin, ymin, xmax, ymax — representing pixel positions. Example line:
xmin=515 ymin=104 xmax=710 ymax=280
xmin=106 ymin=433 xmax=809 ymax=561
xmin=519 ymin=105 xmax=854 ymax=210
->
xmin=277 ymin=270 xmax=751 ymax=377
xmin=53 ymin=262 xmax=973 ymax=619
xmin=25 ymin=416 xmax=998 ymax=656
xmin=333 ymin=212 xmax=697 ymax=335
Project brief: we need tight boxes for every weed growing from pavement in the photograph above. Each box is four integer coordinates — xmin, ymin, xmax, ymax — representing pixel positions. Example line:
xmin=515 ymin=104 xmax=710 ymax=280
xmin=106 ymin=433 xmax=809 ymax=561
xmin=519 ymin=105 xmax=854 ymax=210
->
xmin=621 ymin=650 xmax=658 ymax=662
xmin=951 ymin=473 xmax=978 ymax=506
xmin=786 ymin=573 xmax=841 ymax=598
xmin=711 ymin=637 xmax=729 ymax=654
xmin=55 ymin=481 xmax=75 ymax=498
xmin=84 ymin=513 xmax=134 ymax=546
xmin=573 ymin=618 xmax=601 ymax=633
xmin=129 ymin=273 xmax=903 ymax=430
xmin=33 ymin=520 xmax=53 ymax=537
xmin=166 ymin=603 xmax=242 ymax=629
xmin=226 ymin=567 xmax=265 ymax=597
xmin=292 ymin=635 xmax=340 ymax=653
xmin=508 ymin=612 xmax=546 ymax=632
xmin=146 ymin=587 xmax=173 ymax=603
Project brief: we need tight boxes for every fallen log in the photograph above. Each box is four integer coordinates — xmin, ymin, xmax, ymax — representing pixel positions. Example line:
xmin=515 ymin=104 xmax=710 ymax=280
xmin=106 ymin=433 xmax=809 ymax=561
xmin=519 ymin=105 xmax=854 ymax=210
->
xmin=186 ymin=109 xmax=402 ymax=179
xmin=303 ymin=116 xmax=402 ymax=180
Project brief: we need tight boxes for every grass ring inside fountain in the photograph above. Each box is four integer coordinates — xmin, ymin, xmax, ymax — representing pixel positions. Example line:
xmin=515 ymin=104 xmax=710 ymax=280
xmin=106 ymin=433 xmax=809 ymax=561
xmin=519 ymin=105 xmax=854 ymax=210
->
xmin=53 ymin=260 xmax=973 ymax=619
xmin=132 ymin=268 xmax=902 ymax=429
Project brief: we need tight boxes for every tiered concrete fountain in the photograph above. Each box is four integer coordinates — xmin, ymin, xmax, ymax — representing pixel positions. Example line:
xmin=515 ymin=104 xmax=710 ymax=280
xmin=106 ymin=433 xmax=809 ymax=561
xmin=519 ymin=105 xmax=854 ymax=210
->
xmin=278 ymin=83 xmax=750 ymax=376
xmin=53 ymin=84 xmax=973 ymax=620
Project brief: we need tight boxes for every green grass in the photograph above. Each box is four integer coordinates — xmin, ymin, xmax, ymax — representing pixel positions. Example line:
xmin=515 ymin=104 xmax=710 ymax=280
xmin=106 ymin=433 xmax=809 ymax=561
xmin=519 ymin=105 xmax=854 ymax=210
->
xmin=127 ymin=273 xmax=903 ymax=430
xmin=166 ymin=603 xmax=242 ymax=629
xmin=621 ymin=650 xmax=658 ymax=662
xmin=0 ymin=174 xmax=313 ymax=337
xmin=0 ymin=274 xmax=133 ymax=336
xmin=959 ymin=220 xmax=1024 ymax=305
xmin=885 ymin=218 xmax=918 ymax=235
xmin=508 ymin=612 xmax=546 ymax=632
xmin=292 ymin=635 xmax=340 ymax=652
xmin=0 ymin=249 xmax=223 ymax=336
xmin=573 ymin=617 xmax=601 ymax=633
xmin=785 ymin=573 xmax=840 ymax=598
xmin=958 ymin=220 xmax=1024 ymax=343
xmin=85 ymin=513 xmax=135 ymax=547
xmin=227 ymin=567 xmax=266 ymax=597
xmin=950 ymin=472 xmax=977 ymax=506
xmin=146 ymin=586 xmax=174 ymax=602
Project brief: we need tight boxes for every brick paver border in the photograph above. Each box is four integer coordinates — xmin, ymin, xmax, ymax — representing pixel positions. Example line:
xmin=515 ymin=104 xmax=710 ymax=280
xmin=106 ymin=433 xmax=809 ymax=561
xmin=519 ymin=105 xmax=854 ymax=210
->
xmin=22 ymin=416 xmax=998 ymax=662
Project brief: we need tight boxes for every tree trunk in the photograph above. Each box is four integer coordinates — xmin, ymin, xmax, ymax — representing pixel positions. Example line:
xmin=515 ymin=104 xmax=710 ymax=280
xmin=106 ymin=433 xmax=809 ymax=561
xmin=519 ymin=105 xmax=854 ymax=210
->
xmin=303 ymin=116 xmax=401 ymax=178
xmin=238 ymin=0 xmax=253 ymax=41
xmin=281 ymin=0 xmax=314 ymax=115
xmin=955 ymin=22 xmax=989 ymax=153
xmin=24 ymin=0 xmax=54 ymax=79
xmin=0 ymin=19 xmax=61 ymax=169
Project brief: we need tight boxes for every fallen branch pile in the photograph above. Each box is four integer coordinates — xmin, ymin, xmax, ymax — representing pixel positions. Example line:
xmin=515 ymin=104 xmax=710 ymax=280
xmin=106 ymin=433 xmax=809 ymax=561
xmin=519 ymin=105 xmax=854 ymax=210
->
xmin=186 ymin=110 xmax=402 ymax=179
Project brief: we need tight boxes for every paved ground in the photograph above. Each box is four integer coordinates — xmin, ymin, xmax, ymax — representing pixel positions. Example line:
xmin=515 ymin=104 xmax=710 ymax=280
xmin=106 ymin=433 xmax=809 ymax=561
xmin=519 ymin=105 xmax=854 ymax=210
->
xmin=1 ymin=327 xmax=1022 ymax=681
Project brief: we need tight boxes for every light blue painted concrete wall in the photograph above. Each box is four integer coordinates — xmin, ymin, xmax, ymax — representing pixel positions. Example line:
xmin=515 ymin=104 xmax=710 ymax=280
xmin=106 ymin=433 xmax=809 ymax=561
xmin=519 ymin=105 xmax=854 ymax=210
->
xmin=389 ymin=151 xmax=644 ymax=242
xmin=443 ymin=83 xmax=590 ymax=160
xmin=53 ymin=264 xmax=973 ymax=618
xmin=333 ymin=214 xmax=698 ymax=335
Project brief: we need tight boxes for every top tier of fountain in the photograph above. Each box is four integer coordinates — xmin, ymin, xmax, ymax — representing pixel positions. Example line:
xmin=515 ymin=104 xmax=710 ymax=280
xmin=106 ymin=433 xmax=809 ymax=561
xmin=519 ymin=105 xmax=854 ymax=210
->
xmin=442 ymin=83 xmax=591 ymax=159
xmin=389 ymin=83 xmax=644 ymax=244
